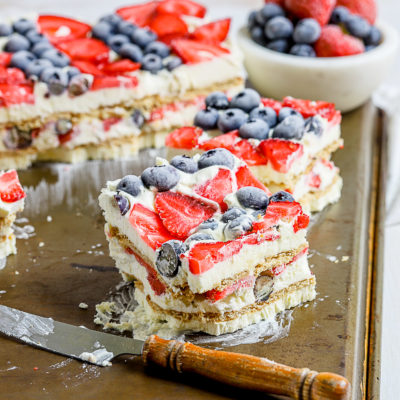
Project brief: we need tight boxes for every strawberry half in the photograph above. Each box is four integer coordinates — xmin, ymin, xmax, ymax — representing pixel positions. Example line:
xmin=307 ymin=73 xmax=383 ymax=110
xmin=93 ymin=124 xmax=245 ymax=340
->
xmin=284 ymin=0 xmax=336 ymax=26
xmin=57 ymin=38 xmax=109 ymax=64
xmin=0 ymin=67 xmax=27 ymax=85
xmin=117 ymin=2 xmax=158 ymax=27
xmin=199 ymin=131 xmax=239 ymax=151
xmin=261 ymin=98 xmax=282 ymax=114
xmin=165 ymin=126 xmax=203 ymax=149
xmin=156 ymin=0 xmax=207 ymax=18
xmin=0 ymin=53 xmax=12 ymax=67
xmin=91 ymin=75 xmax=138 ymax=91
xmin=0 ymin=170 xmax=25 ymax=203
xmin=0 ymin=83 xmax=34 ymax=107
xmin=38 ymin=15 xmax=91 ymax=44
xmin=230 ymin=139 xmax=267 ymax=166
xmin=204 ymin=276 xmax=255 ymax=303
xmin=149 ymin=14 xmax=188 ymax=38
xmin=99 ymin=60 xmax=141 ymax=75
xmin=155 ymin=192 xmax=216 ymax=239
xmin=235 ymin=165 xmax=270 ymax=194
xmin=71 ymin=60 xmax=103 ymax=75
xmin=191 ymin=19 xmax=230 ymax=43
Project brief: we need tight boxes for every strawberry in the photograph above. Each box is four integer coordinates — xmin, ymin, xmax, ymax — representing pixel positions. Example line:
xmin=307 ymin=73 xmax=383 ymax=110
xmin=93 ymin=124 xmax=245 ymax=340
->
xmin=235 ymin=165 xmax=270 ymax=194
xmin=156 ymin=0 xmax=207 ymax=18
xmin=99 ymin=60 xmax=141 ymax=75
xmin=71 ymin=60 xmax=103 ymax=75
xmin=315 ymin=25 xmax=365 ymax=57
xmin=171 ymin=39 xmax=230 ymax=64
xmin=149 ymin=14 xmax=188 ymax=38
xmin=103 ymin=117 xmax=121 ymax=131
xmin=307 ymin=172 xmax=321 ymax=188
xmin=57 ymin=38 xmax=109 ymax=64
xmin=204 ymin=276 xmax=255 ymax=302
xmin=230 ymin=139 xmax=267 ymax=166
xmin=336 ymin=0 xmax=377 ymax=24
xmin=0 ymin=67 xmax=27 ymax=85
xmin=0 ymin=170 xmax=25 ymax=203
xmin=91 ymin=75 xmax=138 ymax=90
xmin=199 ymin=130 xmax=239 ymax=151
xmin=191 ymin=19 xmax=230 ymax=43
xmin=293 ymin=213 xmax=310 ymax=232
xmin=0 ymin=83 xmax=34 ymax=107
xmin=258 ymin=139 xmax=304 ymax=173
xmin=0 ymin=53 xmax=12 ymax=67
xmin=282 ymin=97 xmax=340 ymax=122
xmin=129 ymin=203 xmax=177 ymax=250
xmin=284 ymin=0 xmax=336 ymax=26
xmin=58 ymin=128 xmax=78 ymax=145
xmin=165 ymin=126 xmax=203 ymax=149
xmin=261 ymin=98 xmax=282 ymax=114
xmin=155 ymin=192 xmax=216 ymax=239
xmin=38 ymin=15 xmax=91 ymax=44
xmin=117 ymin=2 xmax=158 ymax=27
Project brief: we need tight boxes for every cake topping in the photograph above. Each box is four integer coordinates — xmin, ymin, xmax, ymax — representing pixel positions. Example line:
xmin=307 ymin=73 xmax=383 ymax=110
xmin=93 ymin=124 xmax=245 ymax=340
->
xmin=236 ymin=186 xmax=270 ymax=210
xmin=0 ymin=170 xmax=25 ymax=203
xmin=221 ymin=207 xmax=246 ymax=223
xmin=272 ymin=115 xmax=305 ymax=140
xmin=116 ymin=175 xmax=143 ymax=197
xmin=170 ymin=155 xmax=198 ymax=174
xmin=224 ymin=214 xmax=253 ymax=240
xmin=205 ymin=91 xmax=229 ymax=110
xmin=197 ymin=148 xmax=234 ymax=170
xmin=141 ymin=165 xmax=180 ymax=192
xmin=229 ymin=88 xmax=261 ymax=113
xmin=254 ymin=275 xmax=274 ymax=302
xmin=155 ymin=239 xmax=184 ymax=278
xmin=249 ymin=106 xmax=277 ymax=128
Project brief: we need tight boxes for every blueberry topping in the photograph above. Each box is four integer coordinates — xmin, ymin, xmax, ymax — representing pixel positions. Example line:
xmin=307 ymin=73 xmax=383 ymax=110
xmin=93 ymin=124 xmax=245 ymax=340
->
xmin=55 ymin=119 xmax=73 ymax=135
xmin=117 ymin=20 xmax=138 ymax=37
xmin=269 ymin=190 xmax=295 ymax=203
xmin=266 ymin=39 xmax=289 ymax=53
xmin=131 ymin=109 xmax=145 ymax=128
xmin=66 ymin=66 xmax=81 ymax=79
xmin=4 ymin=34 xmax=30 ymax=52
xmin=205 ymin=92 xmax=229 ymax=110
xmin=230 ymin=89 xmax=261 ymax=113
xmin=107 ymin=34 xmax=130 ymax=53
xmin=114 ymin=194 xmax=130 ymax=216
xmin=198 ymin=148 xmax=235 ymax=170
xmin=330 ymin=6 xmax=350 ymax=24
xmin=254 ymin=275 xmax=274 ymax=302
xmin=197 ymin=218 xmax=218 ymax=231
xmin=237 ymin=187 xmax=269 ymax=210
xmin=0 ymin=23 xmax=12 ymax=37
xmin=344 ymin=15 xmax=371 ymax=40
xmin=247 ymin=11 xmax=258 ymax=30
xmin=156 ymin=240 xmax=185 ymax=278
xmin=278 ymin=107 xmax=302 ymax=122
xmin=25 ymin=58 xmax=53 ymax=78
xmin=10 ymin=51 xmax=36 ymax=72
xmin=256 ymin=3 xmax=285 ymax=26
xmin=265 ymin=16 xmax=293 ymax=40
xmin=221 ymin=207 xmax=246 ymax=223
xmin=68 ymin=74 xmax=90 ymax=96
xmin=239 ymin=118 xmax=269 ymax=140
xmin=272 ymin=115 xmax=305 ymax=140
xmin=119 ymin=42 xmax=143 ymax=62
xmin=25 ymin=29 xmax=49 ymax=46
xmin=164 ymin=56 xmax=182 ymax=71
xmin=92 ymin=21 xmax=113 ymax=41
xmin=42 ymin=48 xmax=70 ymax=68
xmin=170 ymin=155 xmax=198 ymax=174
xmin=293 ymin=18 xmax=321 ymax=44
xmin=141 ymin=165 xmax=180 ymax=191
xmin=141 ymin=53 xmax=163 ymax=73
xmin=217 ymin=108 xmax=247 ymax=133
xmin=194 ymin=108 xmax=219 ymax=130
xmin=250 ymin=26 xmax=266 ymax=46
xmin=185 ymin=232 xmax=214 ymax=246
xmin=12 ymin=18 xmax=35 ymax=35
xmin=117 ymin=175 xmax=143 ymax=196
xmin=131 ymin=28 xmax=157 ymax=48
xmin=224 ymin=214 xmax=253 ymax=239
xmin=31 ymin=41 xmax=53 ymax=57
xmin=304 ymin=116 xmax=323 ymax=136
xmin=145 ymin=41 xmax=170 ymax=58
xmin=289 ymin=44 xmax=316 ymax=57
xmin=40 ymin=67 xmax=69 ymax=95
xmin=99 ymin=13 xmax=122 ymax=27
xmin=364 ymin=26 xmax=381 ymax=46
xmin=250 ymin=106 xmax=277 ymax=128
xmin=3 ymin=127 xmax=32 ymax=150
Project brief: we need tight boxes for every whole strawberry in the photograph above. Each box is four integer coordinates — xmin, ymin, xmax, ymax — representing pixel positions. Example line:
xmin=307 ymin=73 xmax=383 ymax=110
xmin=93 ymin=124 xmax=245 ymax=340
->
xmin=336 ymin=0 xmax=377 ymax=24
xmin=284 ymin=0 xmax=336 ymax=26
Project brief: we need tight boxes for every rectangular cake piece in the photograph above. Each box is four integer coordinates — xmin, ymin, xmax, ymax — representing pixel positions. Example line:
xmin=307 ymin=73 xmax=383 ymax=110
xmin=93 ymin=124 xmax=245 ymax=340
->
xmin=98 ymin=150 xmax=315 ymax=335
xmin=0 ymin=1 xmax=244 ymax=170
xmin=166 ymin=93 xmax=343 ymax=212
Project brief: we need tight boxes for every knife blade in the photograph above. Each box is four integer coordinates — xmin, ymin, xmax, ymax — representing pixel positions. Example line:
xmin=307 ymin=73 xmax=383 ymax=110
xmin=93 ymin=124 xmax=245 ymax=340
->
xmin=0 ymin=305 xmax=350 ymax=400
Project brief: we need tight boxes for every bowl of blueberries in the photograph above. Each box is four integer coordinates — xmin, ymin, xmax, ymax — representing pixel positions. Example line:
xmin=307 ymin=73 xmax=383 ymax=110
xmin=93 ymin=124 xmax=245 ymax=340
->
xmin=237 ymin=0 xmax=399 ymax=112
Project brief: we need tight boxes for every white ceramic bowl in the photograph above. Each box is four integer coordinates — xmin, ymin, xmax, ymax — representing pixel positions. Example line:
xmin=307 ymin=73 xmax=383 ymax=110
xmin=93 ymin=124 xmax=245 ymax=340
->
xmin=237 ymin=23 xmax=399 ymax=112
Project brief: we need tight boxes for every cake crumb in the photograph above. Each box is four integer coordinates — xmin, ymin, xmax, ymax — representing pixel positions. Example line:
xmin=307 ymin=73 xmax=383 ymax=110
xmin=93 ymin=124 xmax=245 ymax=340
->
xmin=79 ymin=302 xmax=89 ymax=310
xmin=341 ymin=256 xmax=349 ymax=262
xmin=38 ymin=242 xmax=45 ymax=247
xmin=46 ymin=216 xmax=52 ymax=222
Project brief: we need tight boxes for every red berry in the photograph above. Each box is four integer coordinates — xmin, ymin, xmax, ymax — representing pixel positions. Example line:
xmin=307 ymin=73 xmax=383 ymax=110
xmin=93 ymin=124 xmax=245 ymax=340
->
xmin=57 ymin=38 xmax=109 ymax=64
xmin=204 ymin=276 xmax=255 ymax=302
xmin=71 ymin=60 xmax=103 ymax=76
xmin=99 ymin=60 xmax=141 ymax=75
xmin=284 ymin=0 xmax=336 ymax=26
xmin=191 ymin=19 xmax=230 ymax=43
xmin=230 ymin=139 xmax=267 ymax=166
xmin=165 ymin=126 xmax=203 ymax=149
xmin=117 ymin=2 xmax=158 ymax=27
xmin=0 ymin=53 xmax=12 ymax=67
xmin=0 ymin=170 xmax=25 ymax=203
xmin=156 ymin=0 xmax=207 ymax=18
xmin=91 ymin=75 xmax=138 ymax=91
xmin=199 ymin=130 xmax=239 ymax=151
xmin=336 ymin=0 xmax=376 ymax=24
xmin=282 ymin=97 xmax=340 ymax=122
xmin=150 ymin=13 xmax=188 ymax=38
xmin=261 ymin=98 xmax=282 ymax=114
xmin=235 ymin=165 xmax=270 ymax=194
xmin=0 ymin=82 xmax=34 ymax=107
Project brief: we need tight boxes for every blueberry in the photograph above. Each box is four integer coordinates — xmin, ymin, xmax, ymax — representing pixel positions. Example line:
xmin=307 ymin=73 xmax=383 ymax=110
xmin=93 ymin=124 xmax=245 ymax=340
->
xmin=289 ymin=44 xmax=316 ymax=57
xmin=364 ymin=26 xmax=381 ymax=46
xmin=365 ymin=45 xmax=376 ymax=52
xmin=100 ymin=13 xmax=122 ymax=28
xmin=247 ymin=11 xmax=258 ymax=30
xmin=278 ymin=107 xmax=302 ymax=122
xmin=224 ymin=214 xmax=253 ymax=239
xmin=117 ymin=175 xmax=143 ymax=196
xmin=12 ymin=18 xmax=35 ymax=35
xmin=66 ymin=66 xmax=81 ymax=79
xmin=4 ymin=34 xmax=30 ymax=52
xmin=344 ymin=15 xmax=371 ymax=39
xmin=185 ymin=232 xmax=214 ymax=246
xmin=10 ymin=50 xmax=36 ymax=71
xmin=265 ymin=16 xmax=293 ymax=40
xmin=131 ymin=28 xmax=157 ymax=48
xmin=239 ymin=119 xmax=269 ymax=140
xmin=25 ymin=58 xmax=53 ymax=78
xmin=269 ymin=190 xmax=294 ymax=202
xmin=25 ymin=29 xmax=49 ymax=46
xmin=31 ymin=41 xmax=53 ymax=57
xmin=272 ymin=115 xmax=305 ymax=140
xmin=156 ymin=240 xmax=185 ymax=278
xmin=230 ymin=89 xmax=261 ymax=113
xmin=141 ymin=53 xmax=163 ymax=73
xmin=330 ymin=6 xmax=350 ymax=24
xmin=217 ymin=108 xmax=247 ymax=133
xmin=293 ymin=19 xmax=321 ymax=44
xmin=42 ymin=48 xmax=70 ymax=68
xmin=170 ymin=155 xmax=198 ymax=174
xmin=197 ymin=218 xmax=219 ymax=231
xmin=250 ymin=106 xmax=277 ymax=128
xmin=254 ymin=275 xmax=274 ymax=302
xmin=237 ymin=187 xmax=269 ymax=210
xmin=221 ymin=207 xmax=246 ymax=223
xmin=68 ymin=74 xmax=91 ymax=96
xmin=92 ymin=21 xmax=113 ymax=42
xmin=164 ymin=56 xmax=182 ymax=71
xmin=131 ymin=109 xmax=145 ymax=128
xmin=145 ymin=41 xmax=170 ymax=58
xmin=141 ymin=165 xmax=180 ymax=191
xmin=250 ymin=26 xmax=266 ymax=46
xmin=194 ymin=108 xmax=219 ymax=130
xmin=119 ymin=42 xmax=143 ymax=62
xmin=0 ymin=23 xmax=12 ymax=37
xmin=114 ymin=194 xmax=130 ymax=216
xmin=117 ymin=20 xmax=138 ymax=37
xmin=3 ymin=127 xmax=32 ymax=150
xmin=55 ymin=118 xmax=72 ymax=135
xmin=40 ymin=67 xmax=69 ymax=95
xmin=107 ymin=34 xmax=130 ymax=53
xmin=266 ymin=39 xmax=289 ymax=53
xmin=205 ymin=92 xmax=229 ymax=110
xmin=256 ymin=3 xmax=285 ymax=25
xmin=198 ymin=148 xmax=235 ymax=170
xmin=304 ymin=116 xmax=323 ymax=136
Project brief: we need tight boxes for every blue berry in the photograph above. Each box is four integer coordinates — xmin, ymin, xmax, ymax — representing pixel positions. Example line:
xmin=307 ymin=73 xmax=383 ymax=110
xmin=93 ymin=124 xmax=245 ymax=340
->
xmin=289 ymin=44 xmax=316 ymax=57
xmin=185 ymin=232 xmax=214 ymax=246
xmin=12 ymin=18 xmax=35 ymax=35
xmin=256 ymin=3 xmax=285 ymax=25
xmin=119 ymin=43 xmax=143 ymax=62
xmin=131 ymin=28 xmax=157 ymax=48
xmin=239 ymin=119 xmax=269 ymax=140
xmin=217 ymin=108 xmax=247 ymax=133
xmin=42 ymin=48 xmax=70 ymax=68
xmin=68 ymin=74 xmax=90 ymax=96
xmin=131 ymin=109 xmax=145 ymax=128
xmin=230 ymin=89 xmax=261 ymax=113
xmin=66 ymin=66 xmax=80 ymax=79
xmin=40 ymin=67 xmax=69 ymax=95
xmin=170 ymin=155 xmax=198 ymax=174
xmin=272 ymin=115 xmax=305 ymax=140
xmin=304 ymin=116 xmax=323 ymax=136
xmin=330 ymin=6 xmax=350 ymax=24
xmin=269 ymin=191 xmax=294 ymax=203
xmin=278 ymin=107 xmax=302 ymax=122
xmin=266 ymin=39 xmax=289 ymax=53
xmin=117 ymin=20 xmax=138 ymax=37
xmin=194 ymin=108 xmax=219 ymax=130
xmin=250 ymin=26 xmax=266 ymax=46
xmin=224 ymin=214 xmax=253 ymax=239
xmin=117 ymin=175 xmax=143 ymax=196
xmin=141 ymin=53 xmax=163 ymax=73
xmin=344 ymin=15 xmax=371 ymax=39
xmin=31 ymin=41 xmax=53 ymax=57
xmin=250 ymin=106 xmax=277 ymax=128
xmin=4 ymin=34 xmax=30 ymax=52
xmin=25 ymin=58 xmax=53 ymax=78
xmin=247 ymin=11 xmax=258 ymax=30
xmin=92 ymin=21 xmax=113 ymax=41
xmin=25 ymin=29 xmax=49 ymax=46
xmin=293 ymin=19 xmax=321 ymax=44
xmin=0 ymin=23 xmax=12 ymax=37
xmin=100 ymin=13 xmax=122 ymax=28
xmin=114 ymin=194 xmax=130 ymax=215
xmin=145 ymin=41 xmax=170 ymax=58
xmin=221 ymin=207 xmax=246 ymax=223
xmin=141 ymin=165 xmax=180 ymax=191
xmin=265 ymin=16 xmax=293 ymax=40
xmin=198 ymin=218 xmax=219 ymax=231
xmin=198 ymin=148 xmax=235 ymax=170
xmin=164 ymin=56 xmax=182 ymax=71
xmin=237 ymin=187 xmax=269 ymax=210
xmin=156 ymin=240 xmax=184 ymax=278
xmin=205 ymin=92 xmax=229 ymax=110
xmin=10 ymin=50 xmax=36 ymax=72
xmin=107 ymin=34 xmax=130 ymax=53
xmin=364 ymin=26 xmax=381 ymax=46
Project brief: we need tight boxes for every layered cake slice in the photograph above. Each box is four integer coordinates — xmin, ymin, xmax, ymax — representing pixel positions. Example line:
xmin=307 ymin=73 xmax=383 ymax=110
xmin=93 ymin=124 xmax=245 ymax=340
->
xmin=166 ymin=91 xmax=343 ymax=212
xmin=98 ymin=149 xmax=315 ymax=335
xmin=0 ymin=170 xmax=25 ymax=259
xmin=0 ymin=0 xmax=244 ymax=169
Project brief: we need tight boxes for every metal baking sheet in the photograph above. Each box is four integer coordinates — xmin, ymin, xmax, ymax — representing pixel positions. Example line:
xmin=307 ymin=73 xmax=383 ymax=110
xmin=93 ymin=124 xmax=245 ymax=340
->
xmin=0 ymin=102 xmax=383 ymax=399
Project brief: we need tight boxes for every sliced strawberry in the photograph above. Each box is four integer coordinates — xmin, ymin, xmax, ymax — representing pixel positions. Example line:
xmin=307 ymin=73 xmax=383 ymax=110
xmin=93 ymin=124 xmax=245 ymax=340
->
xmin=38 ymin=15 xmax=91 ymax=44
xmin=165 ymin=126 xmax=203 ymax=149
xmin=337 ymin=0 xmax=377 ymax=24
xmin=307 ymin=172 xmax=321 ymax=189
xmin=117 ymin=2 xmax=158 ymax=27
xmin=57 ymin=38 xmax=109 ymax=64
xmin=149 ymin=14 xmax=188 ymax=38
xmin=261 ymin=98 xmax=282 ymax=114
xmin=0 ymin=67 xmax=27 ymax=84
xmin=91 ymin=75 xmax=138 ymax=90
xmin=71 ymin=60 xmax=103 ymax=75
xmin=191 ymin=19 xmax=230 ymax=43
xmin=155 ymin=192 xmax=216 ymax=239
xmin=204 ymin=276 xmax=255 ymax=303
xmin=231 ymin=139 xmax=267 ymax=166
xmin=0 ymin=83 xmax=34 ymax=107
xmin=282 ymin=96 xmax=338 ymax=121
xmin=129 ymin=203 xmax=177 ymax=250
xmin=0 ymin=170 xmax=25 ymax=203
xmin=235 ymin=165 xmax=270 ymax=194
xmin=99 ymin=59 xmax=141 ymax=75
xmin=0 ymin=53 xmax=12 ymax=67
xmin=294 ymin=213 xmax=310 ymax=232
xmin=103 ymin=117 xmax=122 ymax=131
xmin=58 ymin=128 xmax=79 ymax=145
xmin=194 ymin=168 xmax=233 ymax=212
xmin=171 ymin=39 xmax=230 ymax=64
xmin=284 ymin=0 xmax=336 ymax=26
xmin=199 ymin=131 xmax=239 ymax=151
xmin=156 ymin=0 xmax=207 ymax=18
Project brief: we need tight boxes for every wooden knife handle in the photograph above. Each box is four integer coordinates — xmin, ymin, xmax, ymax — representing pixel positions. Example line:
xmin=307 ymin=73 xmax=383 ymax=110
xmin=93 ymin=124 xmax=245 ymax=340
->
xmin=142 ymin=335 xmax=350 ymax=400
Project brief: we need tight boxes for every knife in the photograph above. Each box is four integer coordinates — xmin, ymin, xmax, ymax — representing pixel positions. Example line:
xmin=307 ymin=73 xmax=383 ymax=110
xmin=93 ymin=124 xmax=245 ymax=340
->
xmin=0 ymin=305 xmax=350 ymax=400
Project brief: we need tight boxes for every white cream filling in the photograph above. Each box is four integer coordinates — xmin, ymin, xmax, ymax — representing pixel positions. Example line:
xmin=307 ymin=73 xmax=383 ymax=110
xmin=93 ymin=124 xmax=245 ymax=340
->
xmin=0 ymin=196 xmax=24 ymax=218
